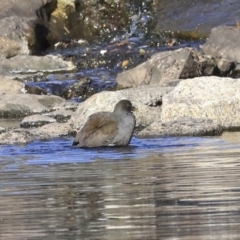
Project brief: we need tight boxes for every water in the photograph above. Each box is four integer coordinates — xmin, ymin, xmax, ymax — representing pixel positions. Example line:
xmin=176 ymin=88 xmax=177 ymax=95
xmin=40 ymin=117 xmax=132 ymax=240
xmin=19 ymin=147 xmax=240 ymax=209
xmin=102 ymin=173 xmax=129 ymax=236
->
xmin=1 ymin=133 xmax=240 ymax=239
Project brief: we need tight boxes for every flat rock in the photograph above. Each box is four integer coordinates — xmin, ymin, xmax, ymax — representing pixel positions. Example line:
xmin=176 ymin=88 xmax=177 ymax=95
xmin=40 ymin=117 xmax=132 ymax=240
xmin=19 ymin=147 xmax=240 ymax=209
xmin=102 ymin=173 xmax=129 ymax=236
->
xmin=0 ymin=93 xmax=65 ymax=117
xmin=138 ymin=118 xmax=223 ymax=137
xmin=161 ymin=76 xmax=240 ymax=130
xmin=116 ymin=48 xmax=201 ymax=88
xmin=20 ymin=114 xmax=56 ymax=128
xmin=70 ymin=85 xmax=174 ymax=129
xmin=0 ymin=55 xmax=76 ymax=76
xmin=201 ymin=26 xmax=240 ymax=63
xmin=0 ymin=76 xmax=25 ymax=93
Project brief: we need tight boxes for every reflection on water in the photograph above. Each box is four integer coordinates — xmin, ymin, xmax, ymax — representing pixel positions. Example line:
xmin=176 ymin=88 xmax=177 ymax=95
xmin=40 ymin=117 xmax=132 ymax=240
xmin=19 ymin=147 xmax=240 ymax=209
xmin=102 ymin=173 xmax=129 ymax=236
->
xmin=1 ymin=133 xmax=240 ymax=239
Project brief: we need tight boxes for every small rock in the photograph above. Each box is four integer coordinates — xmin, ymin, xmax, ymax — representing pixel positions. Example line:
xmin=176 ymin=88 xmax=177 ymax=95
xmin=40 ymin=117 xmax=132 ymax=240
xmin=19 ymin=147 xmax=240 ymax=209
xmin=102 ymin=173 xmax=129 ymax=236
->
xmin=20 ymin=114 xmax=56 ymax=128
xmin=44 ymin=109 xmax=74 ymax=123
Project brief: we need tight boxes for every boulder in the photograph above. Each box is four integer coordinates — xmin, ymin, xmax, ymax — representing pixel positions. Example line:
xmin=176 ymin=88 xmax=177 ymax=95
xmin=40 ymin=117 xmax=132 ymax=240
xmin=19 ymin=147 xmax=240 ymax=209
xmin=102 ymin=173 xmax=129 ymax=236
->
xmin=70 ymin=85 xmax=174 ymax=129
xmin=201 ymin=26 xmax=240 ymax=63
xmin=161 ymin=76 xmax=240 ymax=130
xmin=0 ymin=77 xmax=25 ymax=93
xmin=116 ymin=48 xmax=201 ymax=88
xmin=138 ymin=118 xmax=223 ymax=137
xmin=0 ymin=93 xmax=65 ymax=117
xmin=20 ymin=114 xmax=56 ymax=128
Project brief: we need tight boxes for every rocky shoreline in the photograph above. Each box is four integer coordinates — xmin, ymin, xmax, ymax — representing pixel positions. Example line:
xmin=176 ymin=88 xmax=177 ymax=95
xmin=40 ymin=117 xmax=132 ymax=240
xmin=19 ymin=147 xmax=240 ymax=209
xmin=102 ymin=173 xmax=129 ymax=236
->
xmin=1 ymin=1 xmax=240 ymax=144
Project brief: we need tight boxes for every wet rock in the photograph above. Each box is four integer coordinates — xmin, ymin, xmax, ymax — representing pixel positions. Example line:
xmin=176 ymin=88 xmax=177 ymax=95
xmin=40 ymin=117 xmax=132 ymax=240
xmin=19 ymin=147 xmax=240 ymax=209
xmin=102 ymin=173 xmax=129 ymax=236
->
xmin=201 ymin=26 xmax=240 ymax=63
xmin=20 ymin=114 xmax=56 ymax=128
xmin=116 ymin=48 xmax=201 ymax=88
xmin=70 ymin=85 xmax=173 ymax=130
xmin=61 ymin=76 xmax=116 ymax=101
xmin=44 ymin=109 xmax=74 ymax=123
xmin=38 ymin=0 xmax=156 ymax=44
xmin=0 ymin=55 xmax=76 ymax=76
xmin=0 ymin=93 xmax=65 ymax=118
xmin=138 ymin=118 xmax=223 ymax=137
xmin=24 ymin=85 xmax=48 ymax=95
xmin=0 ymin=77 xmax=25 ymax=93
xmin=161 ymin=76 xmax=240 ymax=130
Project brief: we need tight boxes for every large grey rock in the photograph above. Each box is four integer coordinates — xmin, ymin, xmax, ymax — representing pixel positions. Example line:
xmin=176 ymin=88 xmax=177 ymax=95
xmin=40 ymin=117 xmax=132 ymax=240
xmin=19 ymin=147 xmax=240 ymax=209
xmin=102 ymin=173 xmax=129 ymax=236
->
xmin=0 ymin=55 xmax=76 ymax=75
xmin=70 ymin=85 xmax=174 ymax=129
xmin=201 ymin=26 xmax=240 ymax=63
xmin=20 ymin=114 xmax=56 ymax=128
xmin=0 ymin=77 xmax=25 ymax=93
xmin=116 ymin=48 xmax=201 ymax=88
xmin=138 ymin=118 xmax=223 ymax=137
xmin=161 ymin=76 xmax=240 ymax=129
xmin=0 ymin=93 xmax=65 ymax=117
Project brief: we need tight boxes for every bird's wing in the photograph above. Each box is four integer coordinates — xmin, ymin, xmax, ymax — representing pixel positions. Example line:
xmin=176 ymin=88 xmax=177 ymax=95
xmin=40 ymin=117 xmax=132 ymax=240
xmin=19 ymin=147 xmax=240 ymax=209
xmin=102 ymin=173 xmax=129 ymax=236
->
xmin=75 ymin=112 xmax=119 ymax=147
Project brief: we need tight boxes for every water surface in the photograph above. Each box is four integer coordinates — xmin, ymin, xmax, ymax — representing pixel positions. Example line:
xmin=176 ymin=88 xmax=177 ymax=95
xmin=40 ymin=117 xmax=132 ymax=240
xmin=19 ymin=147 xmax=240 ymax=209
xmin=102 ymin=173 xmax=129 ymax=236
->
xmin=1 ymin=133 xmax=240 ymax=239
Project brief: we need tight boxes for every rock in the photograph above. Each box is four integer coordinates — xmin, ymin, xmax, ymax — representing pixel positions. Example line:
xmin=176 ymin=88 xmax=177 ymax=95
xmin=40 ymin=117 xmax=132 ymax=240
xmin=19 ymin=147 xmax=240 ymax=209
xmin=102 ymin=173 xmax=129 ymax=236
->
xmin=138 ymin=118 xmax=223 ymax=137
xmin=161 ymin=76 xmax=240 ymax=130
xmin=201 ymin=26 xmax=240 ymax=63
xmin=0 ymin=93 xmax=65 ymax=118
xmin=0 ymin=16 xmax=32 ymax=58
xmin=198 ymin=55 xmax=218 ymax=76
xmin=0 ymin=127 xmax=5 ymax=134
xmin=70 ymin=85 xmax=173 ymax=130
xmin=44 ymin=109 xmax=74 ymax=123
xmin=215 ymin=58 xmax=235 ymax=75
xmin=116 ymin=48 xmax=201 ymax=88
xmin=20 ymin=114 xmax=56 ymax=128
xmin=156 ymin=1 xmax=240 ymax=33
xmin=0 ymin=55 xmax=76 ymax=76
xmin=52 ymin=101 xmax=79 ymax=111
xmin=31 ymin=122 xmax=72 ymax=139
xmin=0 ymin=77 xmax=25 ymax=93
xmin=0 ymin=129 xmax=34 ymax=145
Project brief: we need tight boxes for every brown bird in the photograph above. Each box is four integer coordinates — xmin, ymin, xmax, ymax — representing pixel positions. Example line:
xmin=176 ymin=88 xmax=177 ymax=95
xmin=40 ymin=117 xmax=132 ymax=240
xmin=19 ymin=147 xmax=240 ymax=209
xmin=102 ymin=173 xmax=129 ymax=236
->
xmin=72 ymin=100 xmax=136 ymax=147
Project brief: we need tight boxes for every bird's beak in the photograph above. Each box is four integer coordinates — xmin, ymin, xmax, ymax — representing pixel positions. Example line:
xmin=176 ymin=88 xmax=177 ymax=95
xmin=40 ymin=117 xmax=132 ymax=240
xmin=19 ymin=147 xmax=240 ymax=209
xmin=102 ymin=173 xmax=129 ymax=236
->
xmin=131 ymin=105 xmax=137 ymax=112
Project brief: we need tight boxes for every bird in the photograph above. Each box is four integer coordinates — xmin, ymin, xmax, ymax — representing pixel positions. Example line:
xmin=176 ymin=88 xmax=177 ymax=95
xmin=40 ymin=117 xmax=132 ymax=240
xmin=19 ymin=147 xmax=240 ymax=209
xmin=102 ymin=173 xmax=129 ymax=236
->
xmin=72 ymin=99 xmax=136 ymax=147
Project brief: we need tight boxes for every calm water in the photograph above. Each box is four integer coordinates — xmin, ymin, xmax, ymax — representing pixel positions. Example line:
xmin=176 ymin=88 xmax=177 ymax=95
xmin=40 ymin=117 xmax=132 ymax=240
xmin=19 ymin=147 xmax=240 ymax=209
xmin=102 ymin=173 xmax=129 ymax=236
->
xmin=1 ymin=132 xmax=240 ymax=239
